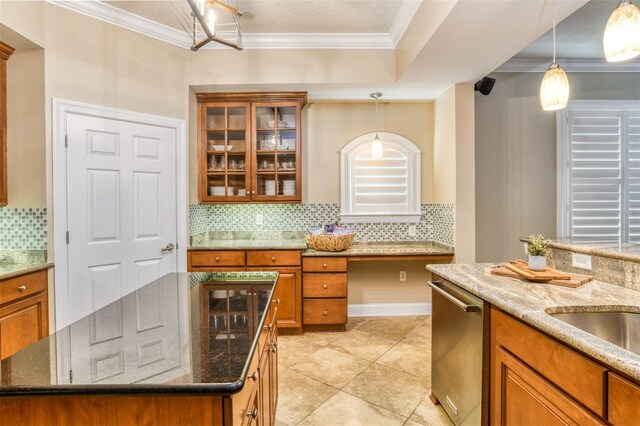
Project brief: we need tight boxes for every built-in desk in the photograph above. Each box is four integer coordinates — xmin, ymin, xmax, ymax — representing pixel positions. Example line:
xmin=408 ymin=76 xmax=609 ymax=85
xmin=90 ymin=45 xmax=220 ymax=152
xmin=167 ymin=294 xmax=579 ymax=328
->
xmin=188 ymin=236 xmax=454 ymax=332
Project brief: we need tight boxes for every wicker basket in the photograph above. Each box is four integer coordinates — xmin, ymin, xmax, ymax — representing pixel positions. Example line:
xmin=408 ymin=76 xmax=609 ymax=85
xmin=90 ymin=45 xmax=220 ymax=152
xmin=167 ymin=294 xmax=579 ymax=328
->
xmin=305 ymin=233 xmax=356 ymax=252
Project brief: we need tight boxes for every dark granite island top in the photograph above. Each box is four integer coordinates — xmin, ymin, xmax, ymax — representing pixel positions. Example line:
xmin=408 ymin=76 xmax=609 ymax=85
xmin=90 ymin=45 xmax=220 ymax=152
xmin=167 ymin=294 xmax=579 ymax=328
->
xmin=0 ymin=271 xmax=278 ymax=396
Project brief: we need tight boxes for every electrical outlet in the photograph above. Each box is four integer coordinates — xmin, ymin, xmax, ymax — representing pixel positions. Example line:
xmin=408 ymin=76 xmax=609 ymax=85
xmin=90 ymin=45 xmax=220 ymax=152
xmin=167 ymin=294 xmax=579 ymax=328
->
xmin=399 ymin=271 xmax=407 ymax=281
xmin=408 ymin=225 xmax=417 ymax=237
xmin=255 ymin=214 xmax=263 ymax=225
xmin=572 ymin=253 xmax=592 ymax=270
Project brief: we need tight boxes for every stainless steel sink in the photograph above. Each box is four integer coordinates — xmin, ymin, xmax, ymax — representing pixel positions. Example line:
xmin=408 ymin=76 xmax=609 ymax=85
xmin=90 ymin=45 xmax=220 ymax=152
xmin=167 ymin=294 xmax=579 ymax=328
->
xmin=549 ymin=311 xmax=640 ymax=356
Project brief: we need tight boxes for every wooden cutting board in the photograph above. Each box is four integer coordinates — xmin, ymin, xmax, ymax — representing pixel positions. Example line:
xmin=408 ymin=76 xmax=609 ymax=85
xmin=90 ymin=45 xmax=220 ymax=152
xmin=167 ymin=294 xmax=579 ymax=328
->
xmin=490 ymin=265 xmax=592 ymax=288
xmin=504 ymin=260 xmax=571 ymax=281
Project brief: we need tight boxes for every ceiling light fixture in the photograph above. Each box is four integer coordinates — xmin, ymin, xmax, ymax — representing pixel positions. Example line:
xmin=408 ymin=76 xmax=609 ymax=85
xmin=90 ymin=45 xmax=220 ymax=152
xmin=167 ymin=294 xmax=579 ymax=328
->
xmin=169 ymin=0 xmax=243 ymax=50
xmin=370 ymin=92 xmax=384 ymax=160
xmin=603 ymin=0 xmax=640 ymax=62
xmin=540 ymin=0 xmax=569 ymax=111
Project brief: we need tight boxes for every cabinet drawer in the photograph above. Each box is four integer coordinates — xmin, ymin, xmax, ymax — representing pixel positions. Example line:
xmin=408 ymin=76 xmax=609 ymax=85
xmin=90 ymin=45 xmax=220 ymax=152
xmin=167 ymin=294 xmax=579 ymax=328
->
xmin=189 ymin=251 xmax=246 ymax=267
xmin=492 ymin=308 xmax=606 ymax=416
xmin=303 ymin=298 xmax=347 ymax=325
xmin=303 ymin=274 xmax=347 ymax=298
xmin=608 ymin=373 xmax=640 ymax=424
xmin=247 ymin=251 xmax=301 ymax=267
xmin=302 ymin=257 xmax=347 ymax=272
xmin=0 ymin=270 xmax=47 ymax=306
xmin=229 ymin=348 xmax=260 ymax=426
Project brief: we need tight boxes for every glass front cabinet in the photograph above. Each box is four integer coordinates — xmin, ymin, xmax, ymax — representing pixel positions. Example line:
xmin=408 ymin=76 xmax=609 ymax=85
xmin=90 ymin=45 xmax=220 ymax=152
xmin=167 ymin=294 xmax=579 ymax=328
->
xmin=197 ymin=92 xmax=306 ymax=203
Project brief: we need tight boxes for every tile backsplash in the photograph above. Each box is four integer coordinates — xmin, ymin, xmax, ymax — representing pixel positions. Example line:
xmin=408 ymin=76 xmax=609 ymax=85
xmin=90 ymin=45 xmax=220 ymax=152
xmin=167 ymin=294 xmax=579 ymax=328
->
xmin=0 ymin=208 xmax=47 ymax=250
xmin=189 ymin=203 xmax=455 ymax=246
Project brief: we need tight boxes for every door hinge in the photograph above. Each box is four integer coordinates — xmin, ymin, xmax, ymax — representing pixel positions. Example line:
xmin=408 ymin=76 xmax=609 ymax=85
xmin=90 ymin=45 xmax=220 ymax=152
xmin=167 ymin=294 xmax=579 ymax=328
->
xmin=66 ymin=231 xmax=69 ymax=244
xmin=65 ymin=134 xmax=68 ymax=148
xmin=175 ymin=242 xmax=179 ymax=250
xmin=69 ymin=370 xmax=73 ymax=383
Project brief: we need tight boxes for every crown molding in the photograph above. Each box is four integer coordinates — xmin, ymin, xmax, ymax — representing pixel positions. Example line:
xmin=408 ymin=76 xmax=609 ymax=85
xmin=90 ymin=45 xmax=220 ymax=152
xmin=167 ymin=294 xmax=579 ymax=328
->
xmin=389 ymin=0 xmax=423 ymax=46
xmin=307 ymin=88 xmax=439 ymax=101
xmin=497 ymin=58 xmax=640 ymax=73
xmin=47 ymin=0 xmax=415 ymax=50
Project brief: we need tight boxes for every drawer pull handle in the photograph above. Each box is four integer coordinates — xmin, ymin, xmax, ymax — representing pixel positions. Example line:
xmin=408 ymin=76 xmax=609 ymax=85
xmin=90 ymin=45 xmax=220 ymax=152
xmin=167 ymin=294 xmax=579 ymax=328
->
xmin=323 ymin=284 xmax=328 ymax=289
xmin=245 ymin=408 xmax=258 ymax=419
xmin=322 ymin=263 xmax=327 ymax=268
xmin=271 ymin=257 xmax=277 ymax=263
xmin=323 ymin=310 xmax=328 ymax=316
xmin=215 ymin=257 xmax=221 ymax=263
xmin=267 ymin=324 xmax=273 ymax=331
xmin=249 ymin=371 xmax=259 ymax=381
xmin=270 ymin=344 xmax=277 ymax=353
xmin=17 ymin=285 xmax=26 ymax=292
xmin=273 ymin=298 xmax=281 ymax=304
xmin=273 ymin=341 xmax=278 ymax=348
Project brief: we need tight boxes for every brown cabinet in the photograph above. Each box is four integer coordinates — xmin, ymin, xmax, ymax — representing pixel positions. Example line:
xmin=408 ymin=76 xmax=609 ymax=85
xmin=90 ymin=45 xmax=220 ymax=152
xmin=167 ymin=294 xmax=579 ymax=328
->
xmin=188 ymin=249 xmax=303 ymax=333
xmin=197 ymin=92 xmax=307 ymax=203
xmin=608 ymin=373 xmax=640 ymax=424
xmin=0 ymin=270 xmax=48 ymax=360
xmin=0 ymin=41 xmax=14 ymax=206
xmin=302 ymin=257 xmax=348 ymax=330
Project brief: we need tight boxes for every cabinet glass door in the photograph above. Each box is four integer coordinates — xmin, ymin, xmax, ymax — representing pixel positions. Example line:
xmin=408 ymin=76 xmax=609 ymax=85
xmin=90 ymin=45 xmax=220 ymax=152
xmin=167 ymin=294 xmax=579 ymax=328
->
xmin=202 ymin=103 xmax=250 ymax=201
xmin=253 ymin=103 xmax=301 ymax=201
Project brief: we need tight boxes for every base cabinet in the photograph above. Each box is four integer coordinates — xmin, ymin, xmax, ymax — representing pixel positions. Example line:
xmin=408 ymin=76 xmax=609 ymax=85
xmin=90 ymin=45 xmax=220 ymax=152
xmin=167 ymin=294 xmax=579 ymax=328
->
xmin=302 ymin=257 xmax=348 ymax=330
xmin=0 ymin=270 xmax=48 ymax=360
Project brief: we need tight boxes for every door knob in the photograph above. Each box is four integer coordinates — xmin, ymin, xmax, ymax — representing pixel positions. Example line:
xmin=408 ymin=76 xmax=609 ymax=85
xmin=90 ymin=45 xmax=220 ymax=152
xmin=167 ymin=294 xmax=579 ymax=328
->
xmin=323 ymin=310 xmax=328 ymax=316
xmin=323 ymin=284 xmax=328 ymax=289
xmin=161 ymin=243 xmax=175 ymax=252
xmin=271 ymin=256 xmax=277 ymax=263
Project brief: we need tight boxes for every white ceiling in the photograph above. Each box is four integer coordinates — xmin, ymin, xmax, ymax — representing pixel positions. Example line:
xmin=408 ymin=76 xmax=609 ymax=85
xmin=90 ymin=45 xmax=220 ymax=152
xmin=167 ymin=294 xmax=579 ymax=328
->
xmin=106 ymin=0 xmax=406 ymax=34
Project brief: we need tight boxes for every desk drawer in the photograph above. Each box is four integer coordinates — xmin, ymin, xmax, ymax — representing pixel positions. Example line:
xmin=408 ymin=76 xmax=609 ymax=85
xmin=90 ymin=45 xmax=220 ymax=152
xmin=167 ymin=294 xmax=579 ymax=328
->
xmin=247 ymin=250 xmax=301 ymax=267
xmin=303 ymin=274 xmax=347 ymax=298
xmin=303 ymin=299 xmax=347 ymax=325
xmin=302 ymin=257 xmax=347 ymax=272
xmin=189 ymin=251 xmax=246 ymax=268
xmin=0 ymin=270 xmax=47 ymax=306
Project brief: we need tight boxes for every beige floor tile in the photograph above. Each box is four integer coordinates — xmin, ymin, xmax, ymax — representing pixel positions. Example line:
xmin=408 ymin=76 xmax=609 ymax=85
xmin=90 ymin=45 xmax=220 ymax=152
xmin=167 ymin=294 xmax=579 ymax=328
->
xmin=356 ymin=316 xmax=426 ymax=341
xmin=346 ymin=316 xmax=373 ymax=331
xmin=290 ymin=347 xmax=371 ymax=388
xmin=276 ymin=368 xmax=338 ymax=426
xmin=299 ymin=330 xmax=347 ymax=346
xmin=277 ymin=336 xmax=323 ymax=367
xmin=343 ymin=363 xmax=427 ymax=417
xmin=401 ymin=320 xmax=432 ymax=347
xmin=328 ymin=330 xmax=397 ymax=361
xmin=376 ymin=342 xmax=431 ymax=378
xmin=404 ymin=420 xmax=426 ymax=426
xmin=275 ymin=419 xmax=290 ymax=426
xmin=409 ymin=401 xmax=453 ymax=426
xmin=298 ymin=391 xmax=406 ymax=426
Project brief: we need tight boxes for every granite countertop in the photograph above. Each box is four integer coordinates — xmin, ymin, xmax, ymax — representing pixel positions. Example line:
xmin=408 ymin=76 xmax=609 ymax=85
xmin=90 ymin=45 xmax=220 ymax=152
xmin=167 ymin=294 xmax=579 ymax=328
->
xmin=0 ymin=250 xmax=53 ymax=281
xmin=427 ymin=263 xmax=640 ymax=381
xmin=0 ymin=271 xmax=278 ymax=396
xmin=303 ymin=241 xmax=454 ymax=257
xmin=520 ymin=236 xmax=640 ymax=263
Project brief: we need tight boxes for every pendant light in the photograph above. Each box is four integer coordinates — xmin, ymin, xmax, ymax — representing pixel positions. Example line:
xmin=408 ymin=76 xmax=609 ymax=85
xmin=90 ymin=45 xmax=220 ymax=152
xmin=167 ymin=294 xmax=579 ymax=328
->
xmin=540 ymin=0 xmax=570 ymax=111
xmin=603 ymin=0 xmax=640 ymax=62
xmin=370 ymin=92 xmax=383 ymax=159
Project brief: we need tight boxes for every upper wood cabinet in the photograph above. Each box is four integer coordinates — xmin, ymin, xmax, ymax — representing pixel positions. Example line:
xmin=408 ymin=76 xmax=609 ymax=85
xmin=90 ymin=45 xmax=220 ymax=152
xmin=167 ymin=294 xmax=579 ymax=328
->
xmin=197 ymin=92 xmax=307 ymax=203
xmin=0 ymin=41 xmax=14 ymax=206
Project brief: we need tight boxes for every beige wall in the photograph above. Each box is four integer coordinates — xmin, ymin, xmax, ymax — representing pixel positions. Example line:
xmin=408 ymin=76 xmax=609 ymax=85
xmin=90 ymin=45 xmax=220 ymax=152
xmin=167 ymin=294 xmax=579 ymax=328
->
xmin=433 ymin=84 xmax=476 ymax=262
xmin=188 ymin=100 xmax=435 ymax=204
xmin=5 ymin=48 xmax=46 ymax=208
xmin=475 ymin=72 xmax=640 ymax=262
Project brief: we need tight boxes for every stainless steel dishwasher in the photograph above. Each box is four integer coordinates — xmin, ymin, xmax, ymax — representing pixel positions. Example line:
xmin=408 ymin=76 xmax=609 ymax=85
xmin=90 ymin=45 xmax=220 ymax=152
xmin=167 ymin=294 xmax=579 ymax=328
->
xmin=428 ymin=279 xmax=488 ymax=426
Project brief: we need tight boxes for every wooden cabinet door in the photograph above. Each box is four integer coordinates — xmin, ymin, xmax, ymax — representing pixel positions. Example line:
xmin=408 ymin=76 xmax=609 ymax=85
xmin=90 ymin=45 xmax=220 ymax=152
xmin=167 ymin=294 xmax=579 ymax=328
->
xmin=248 ymin=267 xmax=301 ymax=332
xmin=0 ymin=292 xmax=48 ymax=360
xmin=269 ymin=322 xmax=278 ymax=425
xmin=259 ymin=344 xmax=271 ymax=426
xmin=491 ymin=346 xmax=603 ymax=426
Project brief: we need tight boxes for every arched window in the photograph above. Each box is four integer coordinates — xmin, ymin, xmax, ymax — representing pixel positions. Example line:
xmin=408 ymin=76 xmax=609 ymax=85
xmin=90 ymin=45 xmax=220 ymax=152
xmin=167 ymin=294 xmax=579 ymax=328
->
xmin=340 ymin=132 xmax=421 ymax=223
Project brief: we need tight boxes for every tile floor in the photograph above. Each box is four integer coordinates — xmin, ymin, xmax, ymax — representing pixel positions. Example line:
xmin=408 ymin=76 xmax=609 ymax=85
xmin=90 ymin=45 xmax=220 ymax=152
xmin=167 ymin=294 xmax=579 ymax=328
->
xmin=275 ymin=316 xmax=453 ymax=426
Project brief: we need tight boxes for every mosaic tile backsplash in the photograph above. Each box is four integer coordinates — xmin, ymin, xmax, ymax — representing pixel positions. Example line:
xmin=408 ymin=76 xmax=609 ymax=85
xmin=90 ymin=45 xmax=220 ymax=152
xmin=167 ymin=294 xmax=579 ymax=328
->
xmin=189 ymin=203 xmax=455 ymax=246
xmin=0 ymin=208 xmax=47 ymax=250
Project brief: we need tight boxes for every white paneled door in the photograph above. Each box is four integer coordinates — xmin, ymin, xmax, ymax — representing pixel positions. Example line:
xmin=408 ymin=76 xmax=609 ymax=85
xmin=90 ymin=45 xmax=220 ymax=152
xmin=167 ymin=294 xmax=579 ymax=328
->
xmin=63 ymin=111 xmax=179 ymax=326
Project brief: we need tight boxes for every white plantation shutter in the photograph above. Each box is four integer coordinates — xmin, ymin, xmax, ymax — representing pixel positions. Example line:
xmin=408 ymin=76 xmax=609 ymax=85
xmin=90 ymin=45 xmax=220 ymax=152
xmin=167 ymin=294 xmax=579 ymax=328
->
xmin=340 ymin=132 xmax=421 ymax=223
xmin=560 ymin=101 xmax=640 ymax=242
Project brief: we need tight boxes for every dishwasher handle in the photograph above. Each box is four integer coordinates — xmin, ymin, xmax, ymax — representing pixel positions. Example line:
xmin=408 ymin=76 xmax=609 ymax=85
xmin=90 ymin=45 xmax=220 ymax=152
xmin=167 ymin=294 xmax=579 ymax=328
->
xmin=427 ymin=281 xmax=481 ymax=313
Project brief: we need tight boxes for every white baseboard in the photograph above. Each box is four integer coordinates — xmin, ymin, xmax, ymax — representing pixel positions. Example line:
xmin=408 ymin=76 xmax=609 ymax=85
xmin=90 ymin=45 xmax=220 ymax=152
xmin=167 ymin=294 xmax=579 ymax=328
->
xmin=348 ymin=303 xmax=432 ymax=317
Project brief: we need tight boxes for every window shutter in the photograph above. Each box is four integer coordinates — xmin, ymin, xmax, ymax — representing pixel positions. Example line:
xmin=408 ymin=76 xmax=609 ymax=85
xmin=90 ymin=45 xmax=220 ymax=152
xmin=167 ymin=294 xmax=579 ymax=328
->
xmin=352 ymin=148 xmax=409 ymax=213
xmin=567 ymin=109 xmax=623 ymax=241
xmin=626 ymin=110 xmax=640 ymax=242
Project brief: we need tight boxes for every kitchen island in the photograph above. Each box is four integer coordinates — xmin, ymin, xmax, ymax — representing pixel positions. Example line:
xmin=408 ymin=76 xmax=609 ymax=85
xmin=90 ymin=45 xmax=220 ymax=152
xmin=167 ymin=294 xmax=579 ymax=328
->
xmin=0 ymin=271 xmax=280 ymax=426
xmin=428 ymin=263 xmax=640 ymax=425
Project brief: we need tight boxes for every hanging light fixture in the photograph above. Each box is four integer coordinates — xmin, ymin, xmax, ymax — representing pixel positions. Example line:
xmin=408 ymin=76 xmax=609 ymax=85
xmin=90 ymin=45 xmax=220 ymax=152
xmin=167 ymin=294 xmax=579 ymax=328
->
xmin=168 ymin=0 xmax=243 ymax=50
xmin=540 ymin=0 xmax=570 ymax=111
xmin=603 ymin=0 xmax=640 ymax=62
xmin=370 ymin=92 xmax=384 ymax=159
